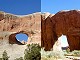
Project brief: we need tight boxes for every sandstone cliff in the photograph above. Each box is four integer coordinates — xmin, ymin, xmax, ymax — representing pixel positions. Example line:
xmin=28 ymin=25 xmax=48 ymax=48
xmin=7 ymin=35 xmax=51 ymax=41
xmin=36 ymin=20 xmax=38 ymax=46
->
xmin=0 ymin=12 xmax=41 ymax=60
xmin=0 ymin=11 xmax=41 ymax=45
xmin=0 ymin=10 xmax=80 ymax=53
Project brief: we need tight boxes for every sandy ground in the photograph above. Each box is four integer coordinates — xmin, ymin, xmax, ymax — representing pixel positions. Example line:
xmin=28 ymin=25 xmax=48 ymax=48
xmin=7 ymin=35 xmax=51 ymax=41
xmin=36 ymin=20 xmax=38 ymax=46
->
xmin=0 ymin=40 xmax=26 ymax=60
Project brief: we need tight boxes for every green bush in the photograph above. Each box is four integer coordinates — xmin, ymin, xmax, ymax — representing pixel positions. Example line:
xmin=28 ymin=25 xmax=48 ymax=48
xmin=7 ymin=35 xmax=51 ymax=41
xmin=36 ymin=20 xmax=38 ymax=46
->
xmin=0 ymin=58 xmax=2 ymax=60
xmin=66 ymin=48 xmax=70 ymax=53
xmin=2 ymin=50 xmax=9 ymax=60
xmin=24 ymin=43 xmax=41 ymax=60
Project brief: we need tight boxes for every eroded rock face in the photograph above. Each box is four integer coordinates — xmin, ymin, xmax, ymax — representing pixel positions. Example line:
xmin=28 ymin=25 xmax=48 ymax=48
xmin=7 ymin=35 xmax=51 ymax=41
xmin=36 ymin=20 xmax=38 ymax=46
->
xmin=41 ymin=10 xmax=80 ymax=51
xmin=41 ymin=13 xmax=57 ymax=50
xmin=0 ymin=12 xmax=41 ymax=60
xmin=0 ymin=12 xmax=41 ymax=45
xmin=0 ymin=10 xmax=80 ymax=52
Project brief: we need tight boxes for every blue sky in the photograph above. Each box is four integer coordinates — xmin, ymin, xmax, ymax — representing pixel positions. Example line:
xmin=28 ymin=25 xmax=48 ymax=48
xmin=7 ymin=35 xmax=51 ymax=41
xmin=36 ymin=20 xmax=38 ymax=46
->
xmin=1 ymin=0 xmax=80 ymax=14
xmin=0 ymin=0 xmax=80 ymax=15
xmin=0 ymin=0 xmax=41 ymax=15
xmin=41 ymin=0 xmax=80 ymax=14
xmin=16 ymin=33 xmax=28 ymax=42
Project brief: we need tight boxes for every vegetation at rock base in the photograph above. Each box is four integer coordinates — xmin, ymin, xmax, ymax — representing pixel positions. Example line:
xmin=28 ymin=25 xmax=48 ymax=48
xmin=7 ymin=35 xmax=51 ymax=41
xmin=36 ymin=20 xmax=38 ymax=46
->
xmin=2 ymin=50 xmax=9 ymax=60
xmin=66 ymin=47 xmax=70 ymax=53
xmin=41 ymin=48 xmax=65 ymax=60
xmin=64 ymin=50 xmax=80 ymax=56
xmin=24 ymin=43 xmax=41 ymax=60
xmin=41 ymin=47 xmax=80 ymax=60
xmin=0 ymin=44 xmax=41 ymax=60
xmin=0 ymin=45 xmax=80 ymax=60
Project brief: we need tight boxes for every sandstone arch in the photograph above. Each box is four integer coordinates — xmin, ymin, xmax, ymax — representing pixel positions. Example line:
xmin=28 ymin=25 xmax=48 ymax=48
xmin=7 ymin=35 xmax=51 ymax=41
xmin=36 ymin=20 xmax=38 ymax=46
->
xmin=0 ymin=12 xmax=41 ymax=60
xmin=9 ymin=31 xmax=29 ymax=45
xmin=41 ymin=10 xmax=80 ymax=51
xmin=0 ymin=12 xmax=41 ymax=45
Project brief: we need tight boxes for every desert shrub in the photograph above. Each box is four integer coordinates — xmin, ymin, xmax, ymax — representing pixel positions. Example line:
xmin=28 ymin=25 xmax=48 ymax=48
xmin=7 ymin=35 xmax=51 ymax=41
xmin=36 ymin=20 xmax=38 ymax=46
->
xmin=2 ymin=50 xmax=9 ymax=60
xmin=41 ymin=48 xmax=65 ymax=60
xmin=66 ymin=48 xmax=70 ymax=53
xmin=14 ymin=57 xmax=23 ymax=60
xmin=24 ymin=43 xmax=41 ymax=60
xmin=72 ymin=50 xmax=80 ymax=56
xmin=64 ymin=50 xmax=80 ymax=57
xmin=0 ymin=58 xmax=2 ymax=60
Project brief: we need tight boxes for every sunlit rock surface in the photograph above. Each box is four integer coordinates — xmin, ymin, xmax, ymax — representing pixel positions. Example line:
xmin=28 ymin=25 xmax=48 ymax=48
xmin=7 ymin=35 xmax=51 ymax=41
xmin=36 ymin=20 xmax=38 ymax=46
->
xmin=53 ymin=39 xmax=62 ymax=52
xmin=41 ymin=10 xmax=80 ymax=51
xmin=1 ymin=10 xmax=80 ymax=59
xmin=0 ymin=12 xmax=41 ymax=44
xmin=0 ymin=12 xmax=41 ymax=60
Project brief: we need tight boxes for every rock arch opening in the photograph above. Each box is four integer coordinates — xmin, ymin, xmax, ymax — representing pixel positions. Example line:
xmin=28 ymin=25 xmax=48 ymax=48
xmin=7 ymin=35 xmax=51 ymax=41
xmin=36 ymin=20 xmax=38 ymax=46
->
xmin=9 ymin=32 xmax=29 ymax=45
xmin=58 ymin=35 xmax=69 ymax=50
xmin=15 ymin=33 xmax=28 ymax=44
xmin=53 ymin=35 xmax=69 ymax=51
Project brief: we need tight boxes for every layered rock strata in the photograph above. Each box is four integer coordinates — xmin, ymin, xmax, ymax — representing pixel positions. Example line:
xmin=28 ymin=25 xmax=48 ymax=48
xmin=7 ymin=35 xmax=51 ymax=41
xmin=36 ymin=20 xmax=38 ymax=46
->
xmin=0 ymin=12 xmax=41 ymax=45
xmin=0 ymin=12 xmax=41 ymax=60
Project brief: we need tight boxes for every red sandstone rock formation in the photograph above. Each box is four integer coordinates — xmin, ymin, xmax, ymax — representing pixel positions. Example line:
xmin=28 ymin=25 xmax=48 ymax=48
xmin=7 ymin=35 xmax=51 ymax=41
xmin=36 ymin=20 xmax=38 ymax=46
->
xmin=0 ymin=10 xmax=80 ymax=51
xmin=41 ymin=10 xmax=80 ymax=51
xmin=0 ymin=11 xmax=41 ymax=45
